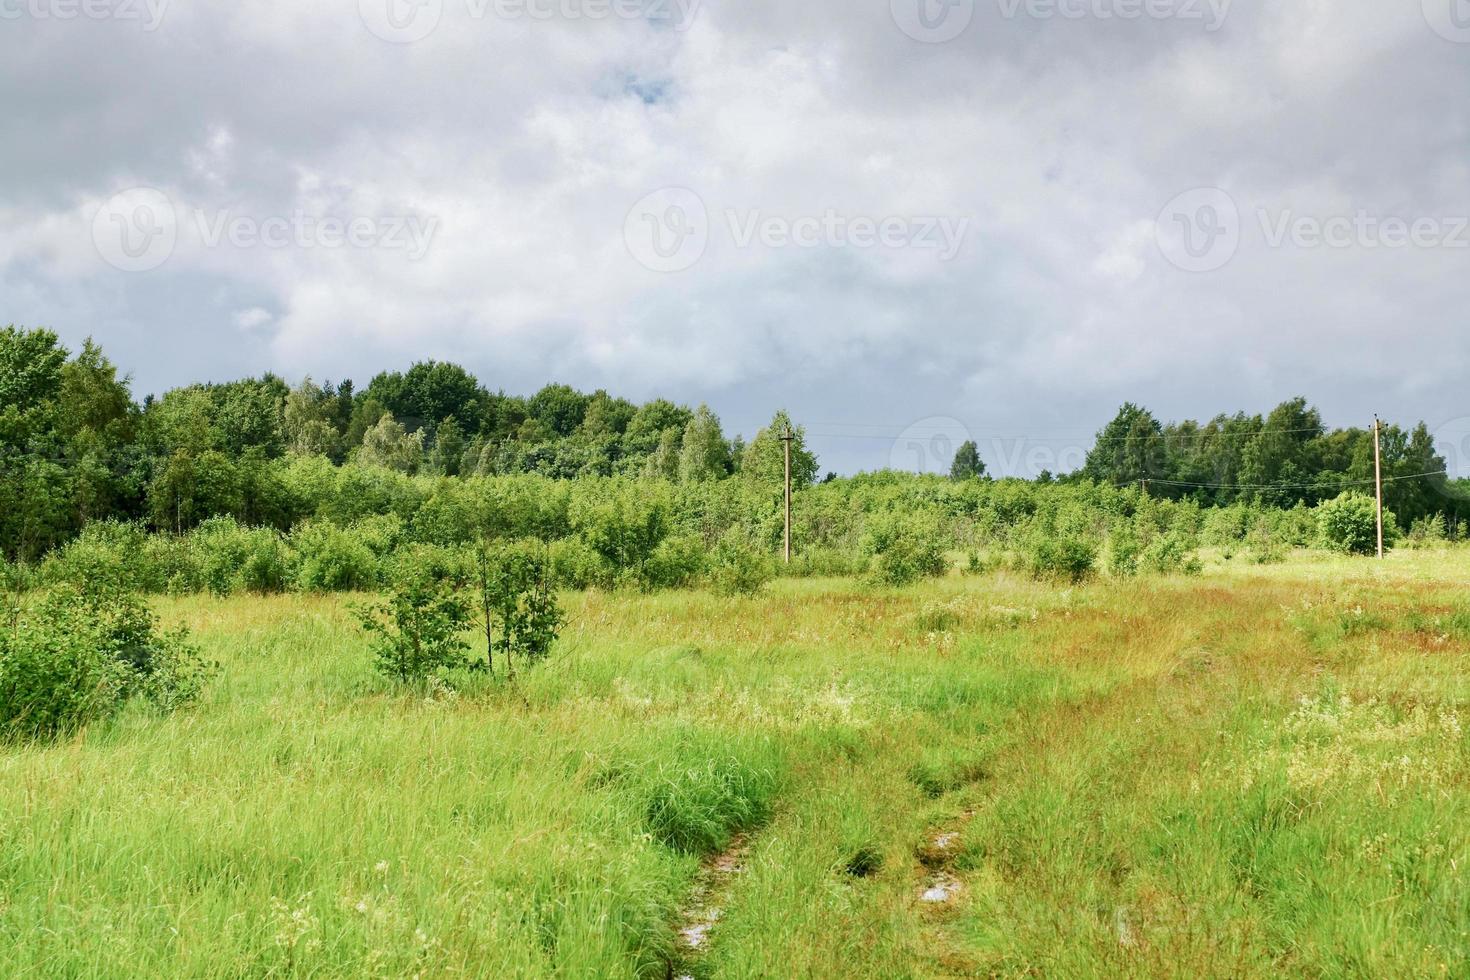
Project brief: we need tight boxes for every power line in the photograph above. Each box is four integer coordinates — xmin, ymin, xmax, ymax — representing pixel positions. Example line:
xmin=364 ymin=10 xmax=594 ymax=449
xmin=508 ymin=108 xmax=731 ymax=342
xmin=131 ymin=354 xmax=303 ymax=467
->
xmin=799 ymin=422 xmax=1341 ymax=446
xmin=1132 ymin=470 xmax=1449 ymax=493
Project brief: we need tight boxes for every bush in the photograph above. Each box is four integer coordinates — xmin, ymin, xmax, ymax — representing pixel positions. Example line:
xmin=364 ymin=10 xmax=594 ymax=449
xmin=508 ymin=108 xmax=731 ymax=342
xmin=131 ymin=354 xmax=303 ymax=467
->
xmin=567 ymin=481 xmax=671 ymax=584
xmin=292 ymin=522 xmax=379 ymax=592
xmin=863 ymin=513 xmax=948 ymax=587
xmin=1316 ymin=492 xmax=1399 ymax=556
xmin=0 ymin=585 xmax=212 ymax=740
xmin=42 ymin=521 xmax=162 ymax=593
xmin=471 ymin=542 xmax=564 ymax=674
xmin=357 ymin=578 xmax=474 ymax=683
xmin=707 ymin=531 xmax=775 ymax=597
xmin=1023 ymin=533 xmax=1096 ymax=583
xmin=642 ymin=534 xmax=706 ymax=591
xmin=189 ymin=517 xmax=291 ymax=595
xmin=1406 ymin=514 xmax=1448 ymax=549
xmin=1105 ymin=523 xmax=1142 ymax=578
xmin=1139 ymin=530 xmax=1203 ymax=576
xmin=547 ymin=537 xmax=610 ymax=591
xmin=381 ymin=543 xmax=471 ymax=589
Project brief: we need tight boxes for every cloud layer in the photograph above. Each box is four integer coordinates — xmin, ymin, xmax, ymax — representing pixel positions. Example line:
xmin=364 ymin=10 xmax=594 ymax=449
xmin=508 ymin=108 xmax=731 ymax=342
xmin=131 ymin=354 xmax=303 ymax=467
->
xmin=3 ymin=0 xmax=1468 ymax=474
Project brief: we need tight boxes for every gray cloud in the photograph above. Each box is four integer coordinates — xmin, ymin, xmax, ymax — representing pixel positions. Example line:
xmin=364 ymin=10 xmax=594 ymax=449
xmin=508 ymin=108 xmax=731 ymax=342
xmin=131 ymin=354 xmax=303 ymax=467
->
xmin=2 ymin=0 xmax=1467 ymax=474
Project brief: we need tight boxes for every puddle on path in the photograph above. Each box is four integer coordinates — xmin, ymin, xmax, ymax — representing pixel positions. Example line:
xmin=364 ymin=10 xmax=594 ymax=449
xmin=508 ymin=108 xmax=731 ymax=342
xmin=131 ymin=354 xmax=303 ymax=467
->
xmin=921 ymin=872 xmax=962 ymax=904
xmin=671 ymin=835 xmax=751 ymax=974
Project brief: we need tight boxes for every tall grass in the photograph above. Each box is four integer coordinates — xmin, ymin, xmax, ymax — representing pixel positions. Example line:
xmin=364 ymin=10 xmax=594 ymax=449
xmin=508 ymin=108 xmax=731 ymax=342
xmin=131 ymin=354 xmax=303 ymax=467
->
xmin=1 ymin=552 xmax=1467 ymax=976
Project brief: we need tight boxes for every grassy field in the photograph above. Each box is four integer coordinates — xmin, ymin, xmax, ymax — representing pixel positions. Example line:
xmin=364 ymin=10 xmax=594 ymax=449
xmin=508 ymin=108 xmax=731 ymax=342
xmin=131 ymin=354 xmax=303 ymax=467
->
xmin=2 ymin=550 xmax=1468 ymax=977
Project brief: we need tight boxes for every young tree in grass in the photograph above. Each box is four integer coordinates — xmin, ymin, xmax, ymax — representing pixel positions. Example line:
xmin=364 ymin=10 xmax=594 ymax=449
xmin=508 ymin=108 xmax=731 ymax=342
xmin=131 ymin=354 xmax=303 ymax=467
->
xmin=357 ymin=578 xmax=474 ymax=683
xmin=473 ymin=542 xmax=564 ymax=678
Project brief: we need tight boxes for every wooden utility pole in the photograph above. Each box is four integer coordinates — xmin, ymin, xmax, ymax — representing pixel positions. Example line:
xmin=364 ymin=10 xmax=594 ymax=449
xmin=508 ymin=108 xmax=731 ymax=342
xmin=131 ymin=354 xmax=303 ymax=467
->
xmin=782 ymin=426 xmax=793 ymax=564
xmin=1373 ymin=416 xmax=1385 ymax=560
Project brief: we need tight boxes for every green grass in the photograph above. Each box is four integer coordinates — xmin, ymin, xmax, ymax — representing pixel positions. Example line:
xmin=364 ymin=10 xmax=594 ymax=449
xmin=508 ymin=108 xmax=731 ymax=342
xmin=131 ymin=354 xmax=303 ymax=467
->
xmin=2 ymin=550 xmax=1468 ymax=976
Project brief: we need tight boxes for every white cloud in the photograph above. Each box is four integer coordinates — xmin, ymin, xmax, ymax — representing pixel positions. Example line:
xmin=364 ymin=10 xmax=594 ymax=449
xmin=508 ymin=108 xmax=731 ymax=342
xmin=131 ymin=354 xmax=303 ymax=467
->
xmin=1 ymin=1 xmax=1467 ymax=471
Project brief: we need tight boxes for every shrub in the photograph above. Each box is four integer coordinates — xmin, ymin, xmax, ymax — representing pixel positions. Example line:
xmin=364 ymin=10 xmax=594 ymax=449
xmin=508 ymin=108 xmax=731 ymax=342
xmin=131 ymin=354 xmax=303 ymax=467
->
xmin=0 ymin=595 xmax=132 ymax=739
xmin=1139 ymin=530 xmax=1203 ymax=576
xmin=189 ymin=517 xmax=291 ymax=595
xmin=1023 ymin=534 xmax=1096 ymax=583
xmin=1201 ymin=505 xmax=1253 ymax=547
xmin=0 ymin=585 xmax=212 ymax=740
xmin=567 ymin=481 xmax=671 ymax=584
xmin=1105 ymin=523 xmax=1142 ymax=578
xmin=863 ymin=513 xmax=948 ymax=587
xmin=41 ymin=521 xmax=161 ymax=593
xmin=470 ymin=541 xmax=564 ymax=676
xmin=707 ymin=531 xmax=774 ymax=597
xmin=357 ymin=578 xmax=474 ymax=683
xmin=547 ymin=537 xmax=610 ymax=591
xmin=292 ymin=522 xmax=378 ymax=592
xmin=1406 ymin=514 xmax=1448 ymax=549
xmin=381 ymin=543 xmax=471 ymax=589
xmin=642 ymin=534 xmax=706 ymax=591
xmin=0 ymin=558 xmax=36 ymax=593
xmin=1316 ymin=492 xmax=1399 ymax=556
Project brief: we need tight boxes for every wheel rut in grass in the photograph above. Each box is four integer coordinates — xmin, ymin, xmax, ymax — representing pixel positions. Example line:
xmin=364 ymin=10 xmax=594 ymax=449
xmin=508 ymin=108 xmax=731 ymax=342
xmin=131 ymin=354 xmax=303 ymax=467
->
xmin=669 ymin=834 xmax=752 ymax=979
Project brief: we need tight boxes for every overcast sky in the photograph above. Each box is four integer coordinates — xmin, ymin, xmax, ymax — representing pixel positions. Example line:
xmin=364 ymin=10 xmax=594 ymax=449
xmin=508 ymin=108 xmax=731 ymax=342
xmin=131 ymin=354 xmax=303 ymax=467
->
xmin=3 ymin=0 xmax=1468 ymax=475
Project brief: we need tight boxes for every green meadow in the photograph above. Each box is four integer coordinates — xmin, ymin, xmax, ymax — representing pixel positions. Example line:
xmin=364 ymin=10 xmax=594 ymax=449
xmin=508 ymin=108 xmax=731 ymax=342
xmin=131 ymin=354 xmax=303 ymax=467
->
xmin=3 ymin=550 xmax=1468 ymax=977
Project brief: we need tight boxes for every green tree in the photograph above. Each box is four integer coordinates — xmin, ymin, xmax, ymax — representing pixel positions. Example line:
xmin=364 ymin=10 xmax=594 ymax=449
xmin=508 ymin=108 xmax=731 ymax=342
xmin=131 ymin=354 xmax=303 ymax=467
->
xmin=528 ymin=384 xmax=591 ymax=438
xmin=1083 ymin=403 xmax=1166 ymax=489
xmin=741 ymin=411 xmax=818 ymax=487
xmin=362 ymin=361 xmax=487 ymax=432
xmin=624 ymin=399 xmax=693 ymax=457
xmin=357 ymin=413 xmax=424 ymax=473
xmin=949 ymin=440 xmax=986 ymax=480
xmin=678 ymin=405 xmax=730 ymax=483
xmin=283 ymin=377 xmax=343 ymax=459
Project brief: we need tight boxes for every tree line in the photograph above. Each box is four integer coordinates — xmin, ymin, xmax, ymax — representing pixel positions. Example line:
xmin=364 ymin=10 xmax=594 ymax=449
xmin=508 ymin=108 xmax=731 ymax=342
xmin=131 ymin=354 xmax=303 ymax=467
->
xmin=1072 ymin=400 xmax=1460 ymax=526
xmin=2 ymin=324 xmax=1463 ymax=562
xmin=0 ymin=325 xmax=820 ymax=561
